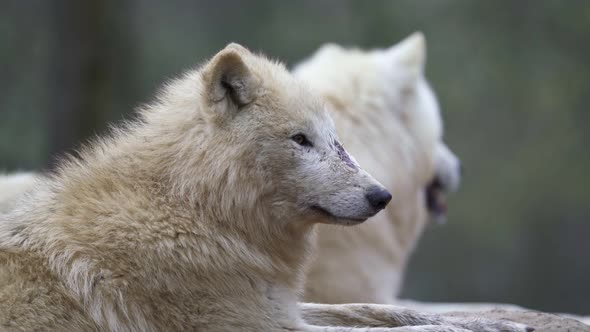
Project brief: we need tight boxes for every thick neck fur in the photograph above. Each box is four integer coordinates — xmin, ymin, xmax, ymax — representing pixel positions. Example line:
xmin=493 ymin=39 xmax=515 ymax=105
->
xmin=0 ymin=99 xmax=313 ymax=330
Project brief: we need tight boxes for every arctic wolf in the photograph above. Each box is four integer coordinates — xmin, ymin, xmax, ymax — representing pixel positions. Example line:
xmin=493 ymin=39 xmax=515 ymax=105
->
xmin=0 ymin=44 xmax=529 ymax=331
xmin=294 ymin=32 xmax=462 ymax=305
xmin=294 ymin=33 xmax=590 ymax=326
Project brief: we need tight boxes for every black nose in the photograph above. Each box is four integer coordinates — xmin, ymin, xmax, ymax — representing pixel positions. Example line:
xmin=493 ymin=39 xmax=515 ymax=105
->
xmin=365 ymin=187 xmax=392 ymax=211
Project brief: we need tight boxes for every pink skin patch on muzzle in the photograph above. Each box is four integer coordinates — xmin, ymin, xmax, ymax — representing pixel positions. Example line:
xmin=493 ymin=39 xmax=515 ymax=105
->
xmin=334 ymin=141 xmax=358 ymax=171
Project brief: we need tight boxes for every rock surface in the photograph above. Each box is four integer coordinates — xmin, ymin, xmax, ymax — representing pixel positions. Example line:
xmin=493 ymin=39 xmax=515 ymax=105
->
xmin=448 ymin=309 xmax=590 ymax=332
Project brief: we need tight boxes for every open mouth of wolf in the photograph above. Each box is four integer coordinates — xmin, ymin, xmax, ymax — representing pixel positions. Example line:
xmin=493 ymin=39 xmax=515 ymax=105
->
xmin=425 ymin=177 xmax=448 ymax=224
xmin=310 ymin=205 xmax=370 ymax=225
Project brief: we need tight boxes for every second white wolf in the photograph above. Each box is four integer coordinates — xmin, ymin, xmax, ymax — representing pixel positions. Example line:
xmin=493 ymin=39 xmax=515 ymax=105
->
xmin=294 ymin=32 xmax=462 ymax=305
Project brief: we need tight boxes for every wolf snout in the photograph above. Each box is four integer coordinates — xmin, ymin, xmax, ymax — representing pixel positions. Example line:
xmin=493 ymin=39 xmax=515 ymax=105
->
xmin=365 ymin=186 xmax=392 ymax=212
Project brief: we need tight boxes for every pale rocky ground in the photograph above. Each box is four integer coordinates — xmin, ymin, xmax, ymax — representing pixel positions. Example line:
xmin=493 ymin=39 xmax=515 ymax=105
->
xmin=448 ymin=309 xmax=590 ymax=332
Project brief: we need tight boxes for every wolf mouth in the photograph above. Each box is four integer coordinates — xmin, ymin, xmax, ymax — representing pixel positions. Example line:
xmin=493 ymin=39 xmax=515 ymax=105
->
xmin=310 ymin=205 xmax=369 ymax=225
xmin=425 ymin=177 xmax=448 ymax=223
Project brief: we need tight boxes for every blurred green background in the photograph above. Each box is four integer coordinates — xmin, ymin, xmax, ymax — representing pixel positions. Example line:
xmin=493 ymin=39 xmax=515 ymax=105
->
xmin=1 ymin=0 xmax=588 ymax=314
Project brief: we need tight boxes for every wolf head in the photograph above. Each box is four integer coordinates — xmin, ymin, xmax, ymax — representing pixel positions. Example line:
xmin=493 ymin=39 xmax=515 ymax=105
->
xmin=292 ymin=33 xmax=461 ymax=227
xmin=148 ymin=43 xmax=390 ymax=227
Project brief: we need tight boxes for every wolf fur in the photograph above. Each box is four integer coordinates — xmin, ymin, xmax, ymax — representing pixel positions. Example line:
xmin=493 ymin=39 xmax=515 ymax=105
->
xmin=0 ymin=172 xmax=38 ymax=214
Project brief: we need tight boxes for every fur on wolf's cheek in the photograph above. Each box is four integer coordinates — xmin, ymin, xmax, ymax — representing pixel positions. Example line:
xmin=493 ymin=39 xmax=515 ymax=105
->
xmin=334 ymin=141 xmax=358 ymax=171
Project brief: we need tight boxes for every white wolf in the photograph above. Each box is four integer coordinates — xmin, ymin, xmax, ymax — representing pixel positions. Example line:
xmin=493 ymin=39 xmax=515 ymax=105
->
xmin=293 ymin=33 xmax=589 ymax=326
xmin=0 ymin=35 xmax=461 ymax=306
xmin=294 ymin=32 xmax=462 ymax=305
xmin=0 ymin=43 xmax=530 ymax=331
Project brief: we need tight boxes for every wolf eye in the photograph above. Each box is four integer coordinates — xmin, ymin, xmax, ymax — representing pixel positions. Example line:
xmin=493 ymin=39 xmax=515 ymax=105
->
xmin=292 ymin=134 xmax=313 ymax=147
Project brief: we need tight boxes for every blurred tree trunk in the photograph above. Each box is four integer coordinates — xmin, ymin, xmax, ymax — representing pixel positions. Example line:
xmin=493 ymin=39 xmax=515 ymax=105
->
xmin=46 ymin=0 xmax=136 ymax=169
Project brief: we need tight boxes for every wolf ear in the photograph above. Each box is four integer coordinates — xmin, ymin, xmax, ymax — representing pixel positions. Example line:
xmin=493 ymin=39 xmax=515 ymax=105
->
xmin=204 ymin=43 xmax=258 ymax=112
xmin=386 ymin=32 xmax=426 ymax=78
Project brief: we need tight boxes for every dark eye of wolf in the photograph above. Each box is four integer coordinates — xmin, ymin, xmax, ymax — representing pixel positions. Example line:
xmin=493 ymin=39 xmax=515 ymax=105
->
xmin=292 ymin=134 xmax=313 ymax=147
